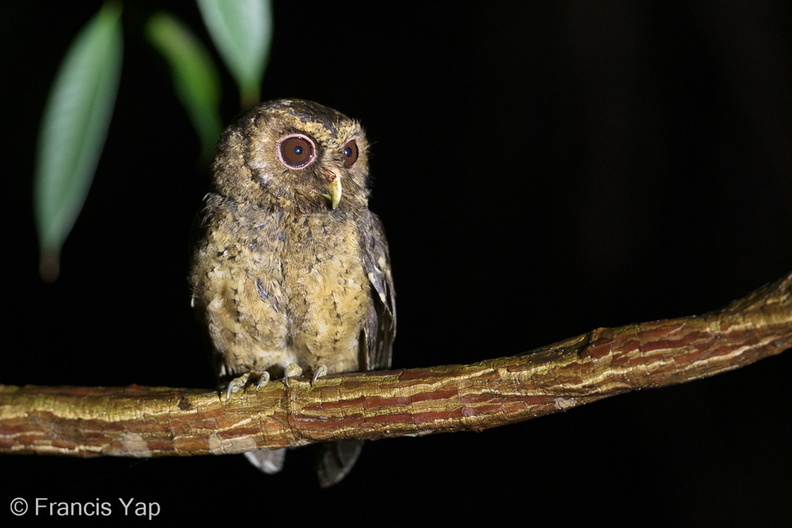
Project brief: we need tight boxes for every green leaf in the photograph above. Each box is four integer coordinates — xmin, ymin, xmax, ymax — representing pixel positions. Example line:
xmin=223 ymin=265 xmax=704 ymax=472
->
xmin=146 ymin=11 xmax=222 ymax=161
xmin=33 ymin=2 xmax=123 ymax=281
xmin=196 ymin=0 xmax=272 ymax=108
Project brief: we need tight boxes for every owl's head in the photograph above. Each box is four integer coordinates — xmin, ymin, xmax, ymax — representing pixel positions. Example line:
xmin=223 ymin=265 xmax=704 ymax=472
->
xmin=211 ymin=99 xmax=370 ymax=212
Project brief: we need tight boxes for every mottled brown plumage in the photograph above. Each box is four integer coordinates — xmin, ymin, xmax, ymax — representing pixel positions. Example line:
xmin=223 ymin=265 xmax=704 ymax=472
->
xmin=189 ymin=99 xmax=395 ymax=486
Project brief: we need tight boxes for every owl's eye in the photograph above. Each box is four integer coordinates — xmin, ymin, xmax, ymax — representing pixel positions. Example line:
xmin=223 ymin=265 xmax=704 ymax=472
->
xmin=278 ymin=134 xmax=316 ymax=169
xmin=342 ymin=140 xmax=359 ymax=168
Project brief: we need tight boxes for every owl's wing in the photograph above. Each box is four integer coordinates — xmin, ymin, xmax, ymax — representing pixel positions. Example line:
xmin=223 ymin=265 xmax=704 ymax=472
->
xmin=187 ymin=192 xmax=221 ymax=347
xmin=359 ymin=210 xmax=396 ymax=371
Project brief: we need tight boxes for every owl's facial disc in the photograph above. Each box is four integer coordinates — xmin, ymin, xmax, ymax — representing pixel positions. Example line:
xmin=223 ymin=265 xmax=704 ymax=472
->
xmin=276 ymin=134 xmax=361 ymax=210
xmin=277 ymin=133 xmax=337 ymax=208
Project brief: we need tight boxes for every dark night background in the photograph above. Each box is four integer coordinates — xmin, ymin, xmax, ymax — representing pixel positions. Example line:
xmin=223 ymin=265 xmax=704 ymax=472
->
xmin=3 ymin=2 xmax=791 ymax=525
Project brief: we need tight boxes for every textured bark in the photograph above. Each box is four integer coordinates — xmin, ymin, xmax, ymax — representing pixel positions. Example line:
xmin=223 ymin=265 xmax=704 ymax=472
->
xmin=1 ymin=272 xmax=790 ymax=459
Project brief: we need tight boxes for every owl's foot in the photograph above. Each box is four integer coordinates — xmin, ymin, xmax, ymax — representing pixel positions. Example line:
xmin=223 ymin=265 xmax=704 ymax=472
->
xmin=254 ymin=371 xmax=271 ymax=389
xmin=283 ymin=363 xmax=303 ymax=387
xmin=222 ymin=371 xmax=270 ymax=400
xmin=223 ymin=373 xmax=250 ymax=400
xmin=312 ymin=364 xmax=328 ymax=385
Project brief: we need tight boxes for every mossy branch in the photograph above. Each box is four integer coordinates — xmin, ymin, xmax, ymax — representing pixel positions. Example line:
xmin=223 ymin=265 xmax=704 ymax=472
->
xmin=2 ymin=272 xmax=791 ymax=459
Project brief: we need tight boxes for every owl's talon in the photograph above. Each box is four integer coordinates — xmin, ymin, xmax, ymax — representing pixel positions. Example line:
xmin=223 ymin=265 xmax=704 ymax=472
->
xmin=255 ymin=371 xmax=271 ymax=390
xmin=312 ymin=364 xmax=328 ymax=385
xmin=223 ymin=373 xmax=251 ymax=400
xmin=283 ymin=363 xmax=303 ymax=387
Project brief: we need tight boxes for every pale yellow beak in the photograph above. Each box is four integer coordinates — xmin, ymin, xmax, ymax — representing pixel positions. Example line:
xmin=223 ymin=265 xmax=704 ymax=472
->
xmin=321 ymin=167 xmax=343 ymax=209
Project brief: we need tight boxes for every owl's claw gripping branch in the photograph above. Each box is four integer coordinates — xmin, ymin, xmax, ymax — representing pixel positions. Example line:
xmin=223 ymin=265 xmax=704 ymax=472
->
xmin=221 ymin=371 xmax=270 ymax=400
xmin=255 ymin=371 xmax=271 ymax=390
xmin=223 ymin=373 xmax=250 ymax=401
xmin=312 ymin=365 xmax=328 ymax=385
xmin=283 ymin=364 xmax=304 ymax=388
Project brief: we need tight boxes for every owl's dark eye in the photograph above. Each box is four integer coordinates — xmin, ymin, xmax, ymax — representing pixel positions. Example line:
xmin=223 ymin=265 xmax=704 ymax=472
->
xmin=342 ymin=140 xmax=359 ymax=168
xmin=278 ymin=134 xmax=316 ymax=169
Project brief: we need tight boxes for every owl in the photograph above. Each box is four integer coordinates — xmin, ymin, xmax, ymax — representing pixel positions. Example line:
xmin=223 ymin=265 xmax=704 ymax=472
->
xmin=189 ymin=99 xmax=396 ymax=487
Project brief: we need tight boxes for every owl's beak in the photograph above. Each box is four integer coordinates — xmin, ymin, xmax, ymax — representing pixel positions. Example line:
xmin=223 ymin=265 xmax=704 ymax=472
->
xmin=321 ymin=167 xmax=343 ymax=209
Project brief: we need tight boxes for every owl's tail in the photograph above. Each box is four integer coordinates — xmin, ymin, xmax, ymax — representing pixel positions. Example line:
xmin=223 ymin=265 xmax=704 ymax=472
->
xmin=244 ymin=448 xmax=286 ymax=474
xmin=242 ymin=440 xmax=363 ymax=487
xmin=316 ymin=439 xmax=364 ymax=488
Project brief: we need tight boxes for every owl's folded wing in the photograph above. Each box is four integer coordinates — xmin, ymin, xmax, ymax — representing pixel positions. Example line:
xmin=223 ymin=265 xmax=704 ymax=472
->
xmin=358 ymin=210 xmax=396 ymax=371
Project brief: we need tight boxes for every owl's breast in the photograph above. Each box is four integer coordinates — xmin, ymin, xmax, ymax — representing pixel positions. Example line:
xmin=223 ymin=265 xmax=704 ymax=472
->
xmin=189 ymin=194 xmax=291 ymax=374
xmin=279 ymin=212 xmax=373 ymax=373
xmin=191 ymin=196 xmax=373 ymax=377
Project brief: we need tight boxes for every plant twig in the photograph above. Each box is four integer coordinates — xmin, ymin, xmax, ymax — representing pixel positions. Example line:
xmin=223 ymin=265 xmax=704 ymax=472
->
xmin=1 ymin=272 xmax=790 ymax=459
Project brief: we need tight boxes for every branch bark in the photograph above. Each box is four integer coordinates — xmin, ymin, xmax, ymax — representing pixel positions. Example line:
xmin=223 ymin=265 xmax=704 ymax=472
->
xmin=2 ymin=272 xmax=791 ymax=459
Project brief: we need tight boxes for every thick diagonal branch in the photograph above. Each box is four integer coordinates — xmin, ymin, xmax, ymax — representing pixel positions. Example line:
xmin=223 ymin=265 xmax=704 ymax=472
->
xmin=1 ymin=272 xmax=791 ymax=459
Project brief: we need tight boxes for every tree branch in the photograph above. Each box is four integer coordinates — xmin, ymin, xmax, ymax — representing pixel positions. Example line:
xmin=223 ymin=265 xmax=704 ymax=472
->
xmin=2 ymin=272 xmax=791 ymax=459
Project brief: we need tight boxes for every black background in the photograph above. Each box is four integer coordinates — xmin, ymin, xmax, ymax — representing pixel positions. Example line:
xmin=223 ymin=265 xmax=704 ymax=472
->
xmin=3 ymin=1 xmax=791 ymax=525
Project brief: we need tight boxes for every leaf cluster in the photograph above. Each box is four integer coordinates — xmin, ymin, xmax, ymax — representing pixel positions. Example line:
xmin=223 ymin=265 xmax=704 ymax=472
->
xmin=33 ymin=0 xmax=273 ymax=281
